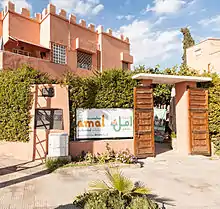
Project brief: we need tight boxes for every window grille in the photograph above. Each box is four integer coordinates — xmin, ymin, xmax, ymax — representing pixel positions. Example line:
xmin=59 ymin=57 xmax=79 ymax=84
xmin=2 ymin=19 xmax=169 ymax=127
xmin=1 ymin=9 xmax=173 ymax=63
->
xmin=51 ymin=43 xmax=66 ymax=64
xmin=77 ymin=51 xmax=92 ymax=70
xmin=122 ymin=62 xmax=129 ymax=70
xmin=12 ymin=48 xmax=31 ymax=56
xmin=35 ymin=109 xmax=63 ymax=130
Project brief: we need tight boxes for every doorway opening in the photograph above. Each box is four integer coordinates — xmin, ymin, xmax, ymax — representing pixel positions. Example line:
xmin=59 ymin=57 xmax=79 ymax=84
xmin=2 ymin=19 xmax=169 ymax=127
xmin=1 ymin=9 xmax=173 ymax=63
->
xmin=153 ymin=89 xmax=175 ymax=156
xmin=133 ymin=73 xmax=211 ymax=158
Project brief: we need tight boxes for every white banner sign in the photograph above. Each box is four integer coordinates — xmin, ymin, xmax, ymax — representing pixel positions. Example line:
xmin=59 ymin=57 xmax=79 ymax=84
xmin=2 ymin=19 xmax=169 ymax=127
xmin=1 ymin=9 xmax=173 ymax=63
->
xmin=76 ymin=108 xmax=133 ymax=139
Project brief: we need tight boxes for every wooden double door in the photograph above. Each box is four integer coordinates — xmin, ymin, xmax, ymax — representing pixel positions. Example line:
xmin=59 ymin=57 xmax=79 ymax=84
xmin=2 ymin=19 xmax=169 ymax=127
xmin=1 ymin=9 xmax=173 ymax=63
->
xmin=133 ymin=86 xmax=211 ymax=158
xmin=134 ymin=86 xmax=155 ymax=158
xmin=188 ymin=88 xmax=211 ymax=156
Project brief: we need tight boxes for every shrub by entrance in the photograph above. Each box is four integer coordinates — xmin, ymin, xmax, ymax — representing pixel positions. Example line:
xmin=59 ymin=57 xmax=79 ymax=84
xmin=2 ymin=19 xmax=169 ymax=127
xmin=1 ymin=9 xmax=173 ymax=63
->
xmin=0 ymin=66 xmax=52 ymax=142
xmin=0 ymin=66 xmax=219 ymax=154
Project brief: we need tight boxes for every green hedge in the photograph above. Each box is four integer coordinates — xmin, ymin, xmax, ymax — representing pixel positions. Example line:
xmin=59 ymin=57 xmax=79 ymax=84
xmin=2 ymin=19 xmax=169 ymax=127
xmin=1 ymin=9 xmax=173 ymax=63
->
xmin=65 ymin=68 xmax=220 ymax=152
xmin=201 ymin=73 xmax=220 ymax=153
xmin=0 ymin=66 xmax=219 ymax=152
xmin=64 ymin=69 xmax=138 ymax=109
xmin=64 ymin=69 xmax=138 ymax=139
xmin=0 ymin=66 xmax=52 ymax=142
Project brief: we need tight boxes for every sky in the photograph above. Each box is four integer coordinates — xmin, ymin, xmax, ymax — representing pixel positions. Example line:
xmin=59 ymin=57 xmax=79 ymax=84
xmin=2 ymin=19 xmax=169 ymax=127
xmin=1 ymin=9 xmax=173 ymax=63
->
xmin=0 ymin=0 xmax=220 ymax=69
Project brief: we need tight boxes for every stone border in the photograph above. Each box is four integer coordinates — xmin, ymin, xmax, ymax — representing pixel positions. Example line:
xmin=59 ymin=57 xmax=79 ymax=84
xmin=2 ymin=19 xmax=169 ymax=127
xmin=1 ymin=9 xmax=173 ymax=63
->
xmin=55 ymin=162 xmax=142 ymax=174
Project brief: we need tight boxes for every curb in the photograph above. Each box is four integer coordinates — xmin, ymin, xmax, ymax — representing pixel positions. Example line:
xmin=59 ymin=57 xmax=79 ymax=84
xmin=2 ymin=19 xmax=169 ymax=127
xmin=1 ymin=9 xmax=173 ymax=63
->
xmin=55 ymin=162 xmax=141 ymax=174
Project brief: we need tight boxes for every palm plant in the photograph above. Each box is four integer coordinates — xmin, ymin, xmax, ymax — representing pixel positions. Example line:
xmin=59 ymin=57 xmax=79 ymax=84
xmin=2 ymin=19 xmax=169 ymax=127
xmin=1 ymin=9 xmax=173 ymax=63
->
xmin=89 ymin=168 xmax=150 ymax=197
xmin=73 ymin=168 xmax=159 ymax=209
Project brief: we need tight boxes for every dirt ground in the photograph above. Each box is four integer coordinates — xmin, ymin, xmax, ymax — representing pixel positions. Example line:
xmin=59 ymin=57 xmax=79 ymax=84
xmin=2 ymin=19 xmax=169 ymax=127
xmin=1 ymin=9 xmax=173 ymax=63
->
xmin=0 ymin=146 xmax=220 ymax=209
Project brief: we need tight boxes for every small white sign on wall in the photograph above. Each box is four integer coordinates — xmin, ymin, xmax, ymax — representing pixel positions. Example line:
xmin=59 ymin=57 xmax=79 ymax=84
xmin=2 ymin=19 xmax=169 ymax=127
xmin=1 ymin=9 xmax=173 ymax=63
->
xmin=76 ymin=108 xmax=133 ymax=139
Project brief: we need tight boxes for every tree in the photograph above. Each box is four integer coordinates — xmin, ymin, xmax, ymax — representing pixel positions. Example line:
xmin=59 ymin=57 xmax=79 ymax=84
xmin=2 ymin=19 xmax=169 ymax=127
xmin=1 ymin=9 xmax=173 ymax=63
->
xmin=181 ymin=27 xmax=195 ymax=65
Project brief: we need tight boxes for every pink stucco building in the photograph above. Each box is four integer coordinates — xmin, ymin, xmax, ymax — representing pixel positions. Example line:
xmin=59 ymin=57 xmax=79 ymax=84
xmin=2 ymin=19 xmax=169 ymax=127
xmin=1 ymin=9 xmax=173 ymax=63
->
xmin=186 ymin=38 xmax=220 ymax=74
xmin=0 ymin=2 xmax=133 ymax=78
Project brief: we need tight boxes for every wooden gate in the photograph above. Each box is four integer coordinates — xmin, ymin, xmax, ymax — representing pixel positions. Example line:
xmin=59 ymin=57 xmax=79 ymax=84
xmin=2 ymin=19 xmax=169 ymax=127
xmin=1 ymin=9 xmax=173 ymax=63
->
xmin=188 ymin=88 xmax=211 ymax=156
xmin=134 ymin=86 xmax=155 ymax=158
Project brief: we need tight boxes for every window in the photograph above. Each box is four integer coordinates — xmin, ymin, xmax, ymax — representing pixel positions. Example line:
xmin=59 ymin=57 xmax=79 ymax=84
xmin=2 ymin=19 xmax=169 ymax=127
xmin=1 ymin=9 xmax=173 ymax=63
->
xmin=77 ymin=51 xmax=92 ymax=70
xmin=51 ymin=43 xmax=66 ymax=64
xmin=194 ymin=49 xmax=202 ymax=56
xmin=35 ymin=109 xmax=63 ymax=130
xmin=13 ymin=48 xmax=31 ymax=57
xmin=122 ymin=62 xmax=129 ymax=70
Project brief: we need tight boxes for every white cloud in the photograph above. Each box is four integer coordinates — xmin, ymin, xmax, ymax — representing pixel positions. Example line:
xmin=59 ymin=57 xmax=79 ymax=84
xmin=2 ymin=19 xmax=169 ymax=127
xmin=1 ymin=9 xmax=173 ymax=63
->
xmin=1 ymin=0 xmax=32 ymax=12
xmin=117 ymin=19 xmax=181 ymax=66
xmin=188 ymin=0 xmax=197 ymax=5
xmin=154 ymin=16 xmax=167 ymax=25
xmin=116 ymin=15 xmax=135 ymax=21
xmin=189 ymin=11 xmax=196 ymax=15
xmin=50 ymin=0 xmax=104 ymax=16
xmin=198 ymin=15 xmax=220 ymax=26
xmin=144 ymin=0 xmax=186 ymax=14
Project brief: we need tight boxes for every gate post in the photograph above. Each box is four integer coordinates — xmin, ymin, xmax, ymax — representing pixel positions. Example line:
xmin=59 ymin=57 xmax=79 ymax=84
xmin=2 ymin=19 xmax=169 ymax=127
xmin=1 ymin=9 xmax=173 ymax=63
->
xmin=134 ymin=79 xmax=155 ymax=158
xmin=175 ymin=81 xmax=196 ymax=155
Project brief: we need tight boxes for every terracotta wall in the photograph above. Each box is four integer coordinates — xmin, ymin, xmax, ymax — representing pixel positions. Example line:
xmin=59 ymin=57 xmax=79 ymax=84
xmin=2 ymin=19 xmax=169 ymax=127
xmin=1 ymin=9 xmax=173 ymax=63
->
xmin=50 ymin=14 xmax=98 ymax=70
xmin=1 ymin=51 xmax=93 ymax=78
xmin=0 ymin=141 xmax=33 ymax=161
xmin=70 ymin=139 xmax=134 ymax=157
xmin=29 ymin=84 xmax=70 ymax=160
xmin=175 ymin=81 xmax=196 ymax=155
xmin=101 ymin=33 xmax=130 ymax=70
xmin=0 ymin=20 xmax=2 ymax=37
xmin=40 ymin=15 xmax=51 ymax=48
xmin=0 ymin=2 xmax=133 ymax=76
xmin=0 ymin=84 xmax=70 ymax=161
xmin=50 ymin=15 xmax=68 ymax=46
xmin=8 ymin=12 xmax=40 ymax=45
xmin=2 ymin=14 xmax=9 ymax=43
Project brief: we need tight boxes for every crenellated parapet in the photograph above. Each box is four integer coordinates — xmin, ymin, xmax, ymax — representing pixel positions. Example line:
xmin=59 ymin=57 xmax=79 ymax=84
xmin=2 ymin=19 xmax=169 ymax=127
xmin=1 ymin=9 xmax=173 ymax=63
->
xmin=96 ymin=25 xmax=129 ymax=43
xmin=0 ymin=1 xmax=130 ymax=43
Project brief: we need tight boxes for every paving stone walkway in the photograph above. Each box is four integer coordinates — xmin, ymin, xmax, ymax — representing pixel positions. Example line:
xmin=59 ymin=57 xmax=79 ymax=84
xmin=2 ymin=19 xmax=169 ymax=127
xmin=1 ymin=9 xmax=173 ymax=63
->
xmin=0 ymin=151 xmax=220 ymax=209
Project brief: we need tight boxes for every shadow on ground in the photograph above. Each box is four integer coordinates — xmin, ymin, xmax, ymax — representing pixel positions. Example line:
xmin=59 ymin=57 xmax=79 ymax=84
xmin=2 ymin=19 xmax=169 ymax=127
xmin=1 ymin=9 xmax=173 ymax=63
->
xmin=155 ymin=142 xmax=172 ymax=155
xmin=0 ymin=161 xmax=43 ymax=176
xmin=0 ymin=169 xmax=50 ymax=189
xmin=149 ymin=194 xmax=176 ymax=207
xmin=55 ymin=204 xmax=76 ymax=209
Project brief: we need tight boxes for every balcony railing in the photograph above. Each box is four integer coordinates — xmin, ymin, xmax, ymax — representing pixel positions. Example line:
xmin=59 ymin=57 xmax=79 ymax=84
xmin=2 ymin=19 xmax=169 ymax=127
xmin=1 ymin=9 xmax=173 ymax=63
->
xmin=0 ymin=50 xmax=93 ymax=78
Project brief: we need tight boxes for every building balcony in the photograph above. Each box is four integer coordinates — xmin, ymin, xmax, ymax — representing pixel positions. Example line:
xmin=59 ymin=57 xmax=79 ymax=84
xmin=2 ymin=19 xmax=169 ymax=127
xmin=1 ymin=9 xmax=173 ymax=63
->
xmin=120 ymin=52 xmax=133 ymax=64
xmin=73 ymin=37 xmax=97 ymax=54
xmin=0 ymin=50 xmax=93 ymax=78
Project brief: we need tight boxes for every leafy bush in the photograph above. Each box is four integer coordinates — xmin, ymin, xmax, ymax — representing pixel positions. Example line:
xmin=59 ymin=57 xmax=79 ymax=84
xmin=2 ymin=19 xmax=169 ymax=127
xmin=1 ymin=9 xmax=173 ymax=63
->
xmin=73 ymin=143 xmax=137 ymax=165
xmin=73 ymin=168 xmax=158 ymax=209
xmin=0 ymin=66 xmax=53 ymax=142
xmin=207 ymin=74 xmax=220 ymax=154
xmin=115 ymin=150 xmax=138 ymax=164
xmin=129 ymin=196 xmax=159 ymax=209
xmin=74 ymin=191 xmax=125 ymax=209
xmin=64 ymin=68 xmax=171 ymax=139
xmin=45 ymin=158 xmax=70 ymax=172
xmin=95 ymin=69 xmax=137 ymax=108
xmin=200 ymin=73 xmax=220 ymax=154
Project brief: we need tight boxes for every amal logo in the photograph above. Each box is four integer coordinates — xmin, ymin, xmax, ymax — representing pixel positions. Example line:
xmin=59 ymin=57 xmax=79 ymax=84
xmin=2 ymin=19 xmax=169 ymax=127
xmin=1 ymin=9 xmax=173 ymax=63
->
xmin=111 ymin=116 xmax=133 ymax=132
xmin=78 ymin=115 xmax=105 ymax=128
xmin=77 ymin=114 xmax=133 ymax=132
